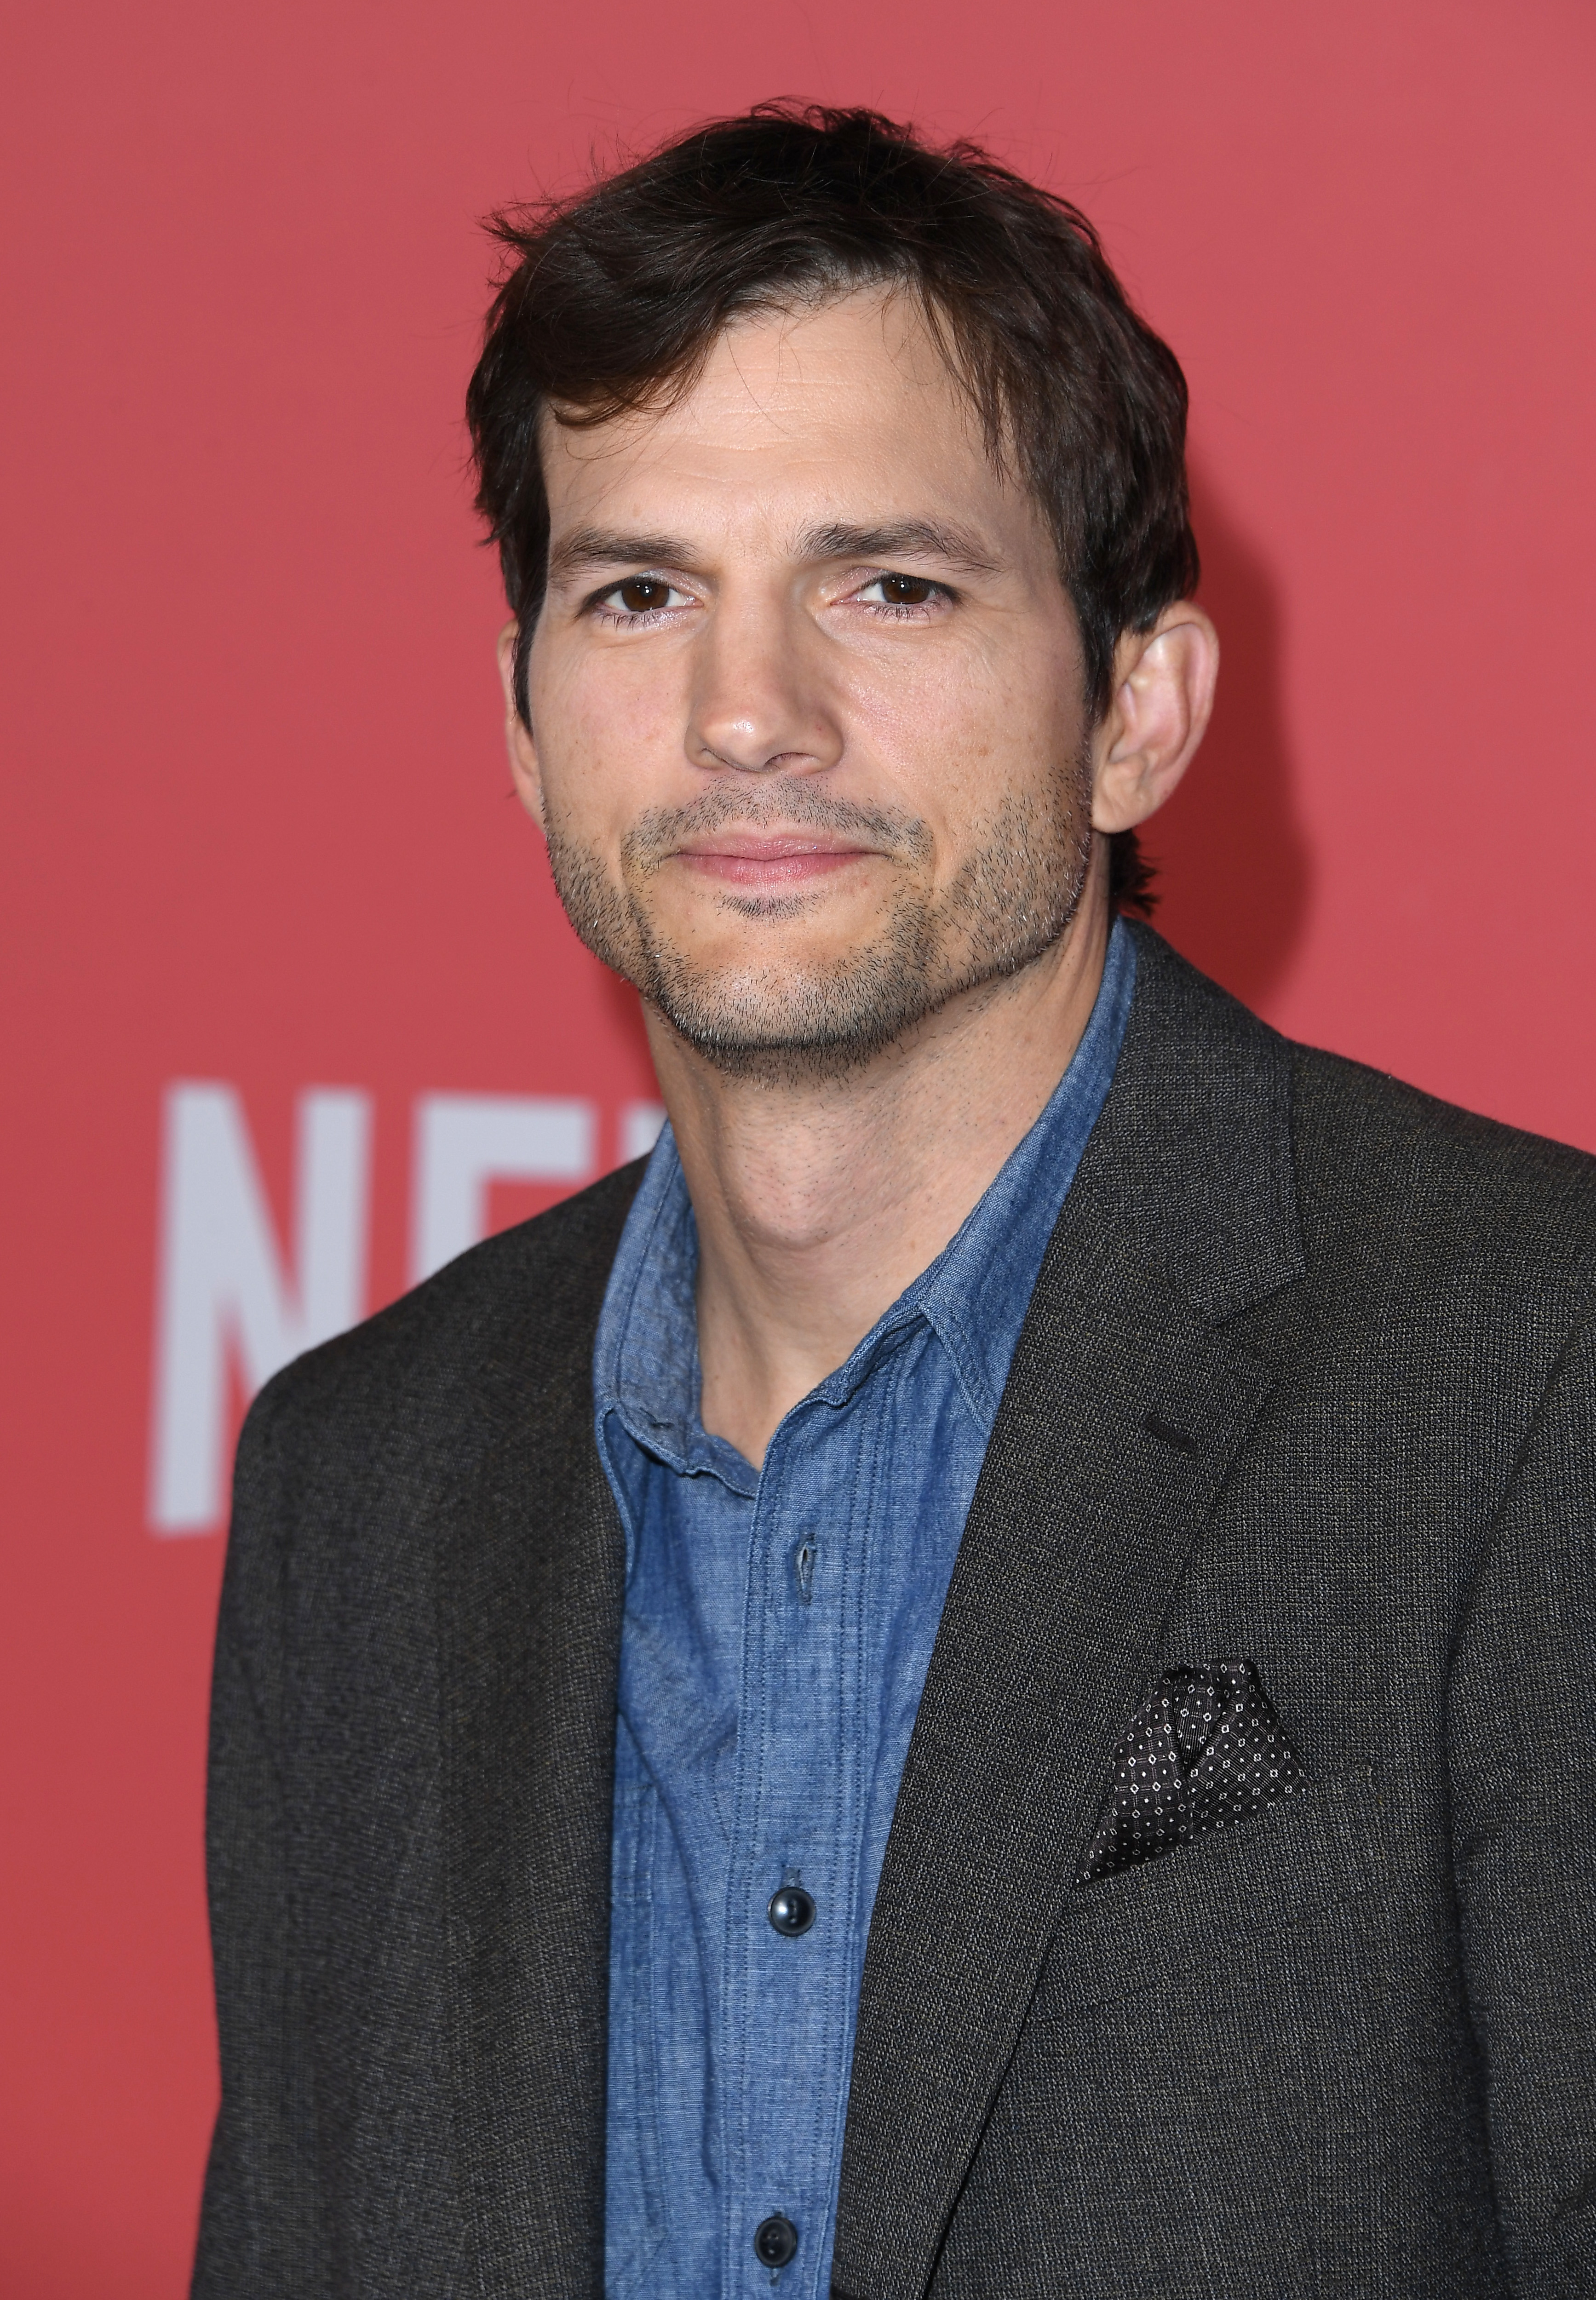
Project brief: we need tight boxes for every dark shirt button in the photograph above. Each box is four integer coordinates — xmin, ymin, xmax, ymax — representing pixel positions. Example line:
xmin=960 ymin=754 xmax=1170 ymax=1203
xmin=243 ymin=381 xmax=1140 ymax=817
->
xmin=754 ymin=2215 xmax=799 ymax=2268
xmin=767 ymin=1885 xmax=817 ymax=1937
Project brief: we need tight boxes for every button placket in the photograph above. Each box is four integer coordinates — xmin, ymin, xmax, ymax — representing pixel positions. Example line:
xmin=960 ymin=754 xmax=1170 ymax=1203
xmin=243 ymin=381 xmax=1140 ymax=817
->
xmin=724 ymin=1402 xmax=858 ymax=2294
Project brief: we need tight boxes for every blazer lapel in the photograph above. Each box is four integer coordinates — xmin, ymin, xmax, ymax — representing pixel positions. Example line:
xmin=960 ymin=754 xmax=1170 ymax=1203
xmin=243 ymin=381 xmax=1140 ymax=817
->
xmin=442 ymin=1176 xmax=638 ymax=2299
xmin=832 ymin=929 xmax=1307 ymax=2300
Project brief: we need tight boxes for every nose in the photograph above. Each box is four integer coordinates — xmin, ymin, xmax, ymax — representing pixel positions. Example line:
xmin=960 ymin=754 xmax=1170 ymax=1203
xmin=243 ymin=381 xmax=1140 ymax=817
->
xmin=685 ymin=587 xmax=844 ymax=778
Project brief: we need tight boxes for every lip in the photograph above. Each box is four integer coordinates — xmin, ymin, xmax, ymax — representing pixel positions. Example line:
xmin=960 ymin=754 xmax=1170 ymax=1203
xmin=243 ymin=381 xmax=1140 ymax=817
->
xmin=673 ymin=834 xmax=877 ymax=887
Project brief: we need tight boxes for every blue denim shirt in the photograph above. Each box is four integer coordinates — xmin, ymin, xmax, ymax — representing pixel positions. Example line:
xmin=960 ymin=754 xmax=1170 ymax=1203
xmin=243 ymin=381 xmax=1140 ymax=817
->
xmin=594 ymin=921 xmax=1136 ymax=2300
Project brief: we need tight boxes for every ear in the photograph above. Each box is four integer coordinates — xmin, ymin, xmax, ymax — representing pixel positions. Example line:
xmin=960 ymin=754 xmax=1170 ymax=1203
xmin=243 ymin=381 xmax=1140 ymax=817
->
xmin=1088 ymin=602 xmax=1219 ymax=835
xmin=497 ymin=617 xmax=545 ymax=830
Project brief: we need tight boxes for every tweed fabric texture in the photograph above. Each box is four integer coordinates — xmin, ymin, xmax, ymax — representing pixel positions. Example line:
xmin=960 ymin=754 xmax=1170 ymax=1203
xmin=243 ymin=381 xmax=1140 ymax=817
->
xmin=1075 ymin=1660 xmax=1304 ymax=1882
xmin=194 ymin=923 xmax=1596 ymax=2300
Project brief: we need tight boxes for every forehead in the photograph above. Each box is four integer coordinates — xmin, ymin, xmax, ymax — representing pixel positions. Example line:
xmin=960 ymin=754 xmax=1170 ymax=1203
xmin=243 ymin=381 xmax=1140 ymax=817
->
xmin=539 ymin=290 xmax=1019 ymax=541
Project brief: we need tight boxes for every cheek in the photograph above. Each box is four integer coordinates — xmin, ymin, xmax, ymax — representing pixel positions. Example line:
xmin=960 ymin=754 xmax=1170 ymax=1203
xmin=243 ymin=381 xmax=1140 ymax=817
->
xmin=840 ymin=636 xmax=1081 ymax=826
xmin=839 ymin=654 xmax=985 ymax=797
xmin=529 ymin=650 xmax=687 ymax=838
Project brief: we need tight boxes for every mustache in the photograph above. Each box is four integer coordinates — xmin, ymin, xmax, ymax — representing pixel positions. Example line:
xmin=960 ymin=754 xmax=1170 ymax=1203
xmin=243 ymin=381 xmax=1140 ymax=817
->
xmin=621 ymin=777 xmax=932 ymax=868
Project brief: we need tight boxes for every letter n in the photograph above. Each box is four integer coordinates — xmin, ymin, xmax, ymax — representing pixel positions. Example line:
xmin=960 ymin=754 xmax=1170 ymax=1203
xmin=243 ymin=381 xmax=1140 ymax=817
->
xmin=147 ymin=1083 xmax=372 ymax=1534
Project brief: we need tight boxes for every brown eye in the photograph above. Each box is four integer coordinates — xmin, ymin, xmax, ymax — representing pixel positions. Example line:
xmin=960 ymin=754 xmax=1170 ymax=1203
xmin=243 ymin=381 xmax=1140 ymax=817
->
xmin=876 ymin=574 xmax=936 ymax=607
xmin=615 ymin=576 xmax=671 ymax=613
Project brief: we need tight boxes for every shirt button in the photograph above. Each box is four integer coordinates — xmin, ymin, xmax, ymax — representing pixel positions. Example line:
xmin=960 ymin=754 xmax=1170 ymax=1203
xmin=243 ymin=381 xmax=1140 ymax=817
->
xmin=754 ymin=2215 xmax=799 ymax=2268
xmin=767 ymin=1885 xmax=817 ymax=1937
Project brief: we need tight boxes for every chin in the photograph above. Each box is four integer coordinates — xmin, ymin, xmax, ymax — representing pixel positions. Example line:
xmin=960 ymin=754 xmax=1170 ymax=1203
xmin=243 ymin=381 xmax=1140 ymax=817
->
xmin=672 ymin=959 xmax=857 ymax=1029
xmin=682 ymin=929 xmax=867 ymax=981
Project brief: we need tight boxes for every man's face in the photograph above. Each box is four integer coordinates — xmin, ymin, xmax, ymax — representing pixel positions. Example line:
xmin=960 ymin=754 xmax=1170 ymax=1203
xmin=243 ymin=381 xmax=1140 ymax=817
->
xmin=518 ymin=289 xmax=1094 ymax=1077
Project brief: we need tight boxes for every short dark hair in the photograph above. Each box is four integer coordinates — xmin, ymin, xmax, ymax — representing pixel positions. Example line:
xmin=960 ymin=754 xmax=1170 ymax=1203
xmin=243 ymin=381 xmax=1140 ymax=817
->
xmin=466 ymin=103 xmax=1197 ymax=913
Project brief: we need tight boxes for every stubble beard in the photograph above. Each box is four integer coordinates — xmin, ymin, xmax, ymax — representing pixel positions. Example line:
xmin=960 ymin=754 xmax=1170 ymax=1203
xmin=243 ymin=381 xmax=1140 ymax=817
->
xmin=544 ymin=764 xmax=1094 ymax=1086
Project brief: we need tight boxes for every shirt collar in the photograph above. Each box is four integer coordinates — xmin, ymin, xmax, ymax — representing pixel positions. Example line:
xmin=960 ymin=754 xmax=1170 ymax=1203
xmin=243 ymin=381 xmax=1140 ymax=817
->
xmin=593 ymin=916 xmax=1137 ymax=1468
xmin=591 ymin=1130 xmax=734 ymax=1478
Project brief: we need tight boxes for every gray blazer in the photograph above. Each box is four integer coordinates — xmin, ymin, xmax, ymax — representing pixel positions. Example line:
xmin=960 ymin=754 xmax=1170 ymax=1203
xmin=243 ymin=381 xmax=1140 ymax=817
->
xmin=193 ymin=923 xmax=1596 ymax=2299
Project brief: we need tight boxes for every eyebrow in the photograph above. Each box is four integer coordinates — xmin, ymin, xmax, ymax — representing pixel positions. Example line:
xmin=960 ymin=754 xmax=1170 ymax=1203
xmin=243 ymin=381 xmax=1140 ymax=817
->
xmin=546 ymin=528 xmax=696 ymax=585
xmin=545 ymin=516 xmax=1002 ymax=588
xmin=797 ymin=520 xmax=1002 ymax=575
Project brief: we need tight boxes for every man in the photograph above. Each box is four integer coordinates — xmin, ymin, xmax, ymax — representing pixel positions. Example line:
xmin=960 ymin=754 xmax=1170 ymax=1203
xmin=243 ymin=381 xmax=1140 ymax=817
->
xmin=194 ymin=105 xmax=1596 ymax=2300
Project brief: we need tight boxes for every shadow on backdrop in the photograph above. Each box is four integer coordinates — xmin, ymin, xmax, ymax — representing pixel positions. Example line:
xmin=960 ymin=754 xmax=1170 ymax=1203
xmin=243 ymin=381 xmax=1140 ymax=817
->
xmin=1146 ymin=464 xmax=1312 ymax=1009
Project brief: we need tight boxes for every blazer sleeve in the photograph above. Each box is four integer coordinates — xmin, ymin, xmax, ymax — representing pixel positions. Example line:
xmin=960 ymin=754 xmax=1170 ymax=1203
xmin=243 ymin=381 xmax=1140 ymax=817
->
xmin=1449 ymin=1310 xmax=1596 ymax=2297
xmin=191 ymin=1380 xmax=333 ymax=2299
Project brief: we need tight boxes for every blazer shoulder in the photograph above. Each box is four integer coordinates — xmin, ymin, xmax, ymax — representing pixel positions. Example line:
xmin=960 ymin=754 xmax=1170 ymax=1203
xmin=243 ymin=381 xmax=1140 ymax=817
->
xmin=1287 ymin=1037 xmax=1596 ymax=1290
xmin=1123 ymin=924 xmax=1596 ymax=1316
xmin=244 ymin=1156 xmax=645 ymax=1463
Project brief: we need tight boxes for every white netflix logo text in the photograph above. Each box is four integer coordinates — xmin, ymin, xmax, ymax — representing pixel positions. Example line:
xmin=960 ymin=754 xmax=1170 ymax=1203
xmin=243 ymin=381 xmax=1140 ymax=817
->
xmin=147 ymin=1084 xmax=662 ymax=1535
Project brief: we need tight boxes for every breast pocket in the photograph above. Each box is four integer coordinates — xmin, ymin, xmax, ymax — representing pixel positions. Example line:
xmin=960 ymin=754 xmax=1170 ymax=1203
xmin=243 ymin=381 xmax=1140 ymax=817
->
xmin=1039 ymin=1764 xmax=1398 ymax=2015
xmin=953 ymin=1767 xmax=1464 ymax=2300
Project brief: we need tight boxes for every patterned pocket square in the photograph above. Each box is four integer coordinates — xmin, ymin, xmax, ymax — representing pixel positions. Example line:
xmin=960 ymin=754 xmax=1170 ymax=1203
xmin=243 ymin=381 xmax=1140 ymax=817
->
xmin=1075 ymin=1659 xmax=1304 ymax=1884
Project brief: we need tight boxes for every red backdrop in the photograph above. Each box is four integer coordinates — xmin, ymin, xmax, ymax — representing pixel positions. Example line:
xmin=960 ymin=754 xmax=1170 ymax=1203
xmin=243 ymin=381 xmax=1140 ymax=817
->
xmin=3 ymin=3 xmax=1594 ymax=2292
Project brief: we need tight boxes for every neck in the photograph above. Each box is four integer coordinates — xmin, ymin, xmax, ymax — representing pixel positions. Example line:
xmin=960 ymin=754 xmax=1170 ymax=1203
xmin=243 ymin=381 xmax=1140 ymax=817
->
xmin=646 ymin=871 xmax=1115 ymax=1468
